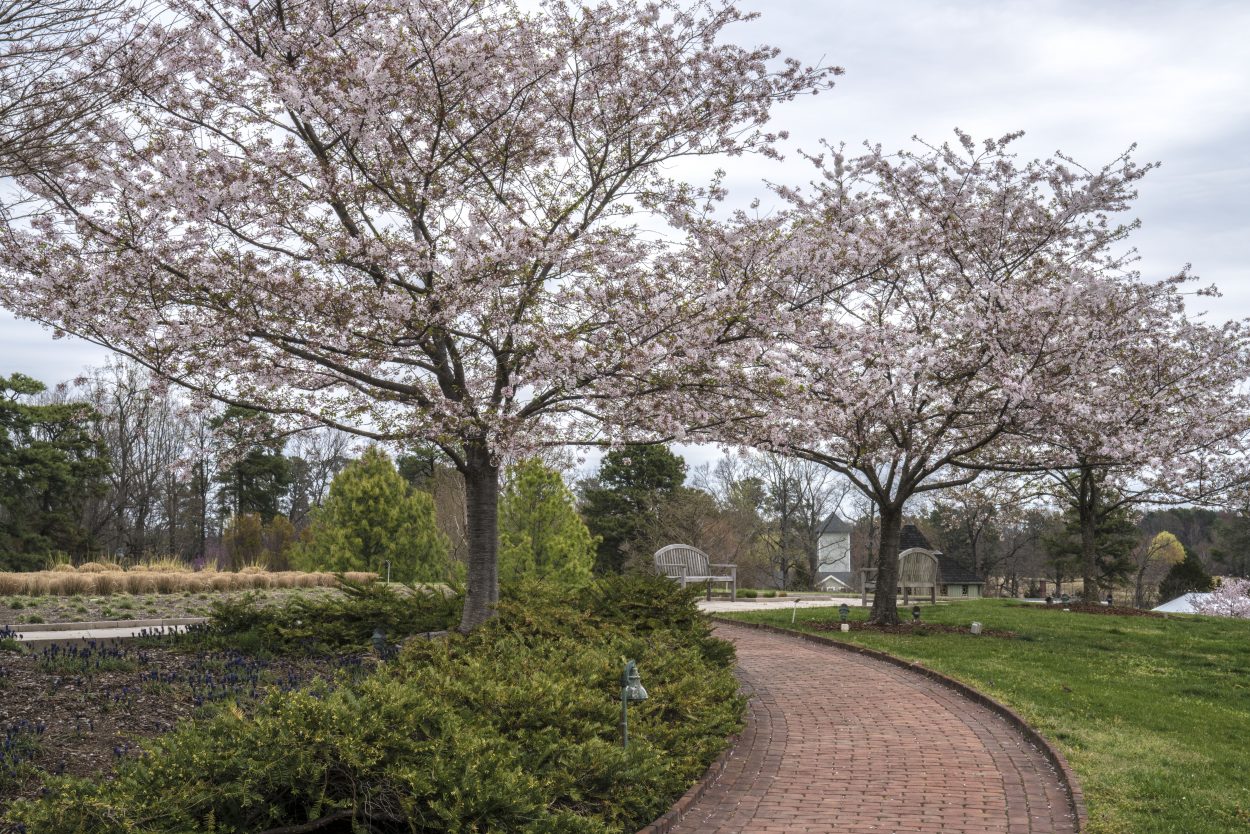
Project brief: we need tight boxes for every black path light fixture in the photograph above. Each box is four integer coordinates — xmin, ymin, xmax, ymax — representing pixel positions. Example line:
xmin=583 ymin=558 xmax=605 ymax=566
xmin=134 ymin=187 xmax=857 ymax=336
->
xmin=839 ymin=603 xmax=850 ymax=632
xmin=619 ymin=660 xmax=648 ymax=749
xmin=912 ymin=605 xmax=922 ymax=623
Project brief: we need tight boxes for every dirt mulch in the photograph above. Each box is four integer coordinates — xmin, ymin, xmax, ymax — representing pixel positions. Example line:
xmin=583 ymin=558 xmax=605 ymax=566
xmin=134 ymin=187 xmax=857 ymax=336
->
xmin=807 ymin=621 xmax=1017 ymax=638
xmin=0 ymin=637 xmax=370 ymax=814
xmin=1033 ymin=603 xmax=1167 ymax=618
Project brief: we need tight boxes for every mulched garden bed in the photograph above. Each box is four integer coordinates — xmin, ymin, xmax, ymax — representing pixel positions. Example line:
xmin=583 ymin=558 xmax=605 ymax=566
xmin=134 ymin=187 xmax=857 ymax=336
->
xmin=0 ymin=636 xmax=370 ymax=814
xmin=807 ymin=621 xmax=1017 ymax=638
xmin=1033 ymin=603 xmax=1167 ymax=618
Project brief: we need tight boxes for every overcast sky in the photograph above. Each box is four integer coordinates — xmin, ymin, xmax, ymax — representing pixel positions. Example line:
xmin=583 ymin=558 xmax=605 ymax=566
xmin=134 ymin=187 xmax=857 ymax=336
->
xmin=3 ymin=0 xmax=1248 ymax=468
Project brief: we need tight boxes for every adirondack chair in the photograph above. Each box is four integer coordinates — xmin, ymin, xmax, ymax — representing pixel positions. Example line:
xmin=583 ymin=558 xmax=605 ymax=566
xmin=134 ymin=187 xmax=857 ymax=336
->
xmin=860 ymin=548 xmax=939 ymax=606
xmin=653 ymin=544 xmax=737 ymax=600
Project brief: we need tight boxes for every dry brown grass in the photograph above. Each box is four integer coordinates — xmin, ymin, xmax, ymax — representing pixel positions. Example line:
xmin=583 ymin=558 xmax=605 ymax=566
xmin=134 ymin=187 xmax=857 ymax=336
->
xmin=94 ymin=573 xmax=124 ymax=595
xmin=50 ymin=564 xmax=76 ymax=573
xmin=53 ymin=573 xmax=93 ymax=596
xmin=0 ymin=569 xmax=367 ymax=597
xmin=123 ymin=573 xmax=157 ymax=594
xmin=152 ymin=573 xmax=184 ymax=594
xmin=77 ymin=561 xmax=123 ymax=573
xmin=134 ymin=557 xmax=192 ymax=573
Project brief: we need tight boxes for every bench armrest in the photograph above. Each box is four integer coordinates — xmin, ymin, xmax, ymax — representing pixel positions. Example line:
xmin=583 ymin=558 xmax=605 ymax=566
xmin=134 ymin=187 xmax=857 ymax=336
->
xmin=710 ymin=564 xmax=737 ymax=573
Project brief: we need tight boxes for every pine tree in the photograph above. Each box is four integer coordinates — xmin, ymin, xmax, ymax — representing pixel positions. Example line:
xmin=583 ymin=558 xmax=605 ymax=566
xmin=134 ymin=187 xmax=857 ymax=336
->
xmin=580 ymin=446 xmax=686 ymax=574
xmin=1157 ymin=548 xmax=1215 ymax=602
xmin=499 ymin=459 xmax=597 ymax=586
xmin=293 ymin=447 xmax=452 ymax=583
xmin=1043 ymin=479 xmax=1138 ymax=597
xmin=0 ymin=373 xmax=108 ymax=567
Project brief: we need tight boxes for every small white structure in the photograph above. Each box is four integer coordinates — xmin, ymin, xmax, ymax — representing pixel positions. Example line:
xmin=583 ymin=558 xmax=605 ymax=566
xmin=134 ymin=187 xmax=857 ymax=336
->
xmin=1152 ymin=593 xmax=1214 ymax=614
xmin=815 ymin=512 xmax=853 ymax=590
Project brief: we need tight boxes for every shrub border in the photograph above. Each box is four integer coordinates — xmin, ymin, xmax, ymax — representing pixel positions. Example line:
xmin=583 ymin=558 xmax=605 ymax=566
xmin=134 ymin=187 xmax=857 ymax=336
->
xmin=633 ymin=726 xmax=741 ymax=834
xmin=709 ymin=617 xmax=1088 ymax=832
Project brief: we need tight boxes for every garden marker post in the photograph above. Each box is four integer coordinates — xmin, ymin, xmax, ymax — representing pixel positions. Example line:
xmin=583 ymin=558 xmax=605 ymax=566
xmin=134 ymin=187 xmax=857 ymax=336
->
xmin=620 ymin=660 xmax=648 ymax=749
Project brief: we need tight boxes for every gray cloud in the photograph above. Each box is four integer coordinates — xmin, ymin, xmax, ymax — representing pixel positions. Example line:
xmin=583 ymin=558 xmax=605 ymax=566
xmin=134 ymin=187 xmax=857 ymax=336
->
xmin=4 ymin=0 xmax=1248 ymax=387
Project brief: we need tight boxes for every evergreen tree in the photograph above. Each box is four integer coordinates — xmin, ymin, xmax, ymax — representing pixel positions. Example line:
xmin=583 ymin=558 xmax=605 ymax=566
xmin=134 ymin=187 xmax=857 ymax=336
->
xmin=0 ymin=373 xmax=108 ymax=567
xmin=1043 ymin=478 xmax=1138 ymax=597
xmin=223 ymin=513 xmax=297 ymax=570
xmin=1211 ymin=514 xmax=1250 ymax=578
xmin=292 ymin=447 xmax=452 ymax=583
xmin=222 ymin=512 xmax=266 ymax=569
xmin=580 ymin=446 xmax=686 ymax=574
xmin=498 ymin=459 xmax=596 ymax=586
xmin=213 ymin=407 xmax=292 ymax=519
xmin=1157 ymin=548 xmax=1215 ymax=602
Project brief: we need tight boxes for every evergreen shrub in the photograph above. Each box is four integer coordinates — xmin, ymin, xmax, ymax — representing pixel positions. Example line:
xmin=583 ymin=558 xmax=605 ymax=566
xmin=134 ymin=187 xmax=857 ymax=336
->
xmin=202 ymin=579 xmax=462 ymax=653
xmin=10 ymin=576 xmax=742 ymax=834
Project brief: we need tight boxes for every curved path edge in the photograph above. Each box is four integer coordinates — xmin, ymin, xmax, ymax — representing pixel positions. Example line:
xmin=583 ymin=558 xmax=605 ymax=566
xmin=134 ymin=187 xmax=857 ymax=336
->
xmin=710 ymin=617 xmax=1088 ymax=832
xmin=634 ymin=726 xmax=745 ymax=834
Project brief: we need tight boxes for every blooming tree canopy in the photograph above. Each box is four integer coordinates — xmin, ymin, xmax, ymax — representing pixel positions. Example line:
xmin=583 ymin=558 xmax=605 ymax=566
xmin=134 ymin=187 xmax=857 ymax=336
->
xmin=1017 ymin=281 xmax=1250 ymax=601
xmin=1193 ymin=578 xmax=1250 ymax=619
xmin=709 ymin=132 xmax=1229 ymax=624
xmin=0 ymin=0 xmax=836 ymax=630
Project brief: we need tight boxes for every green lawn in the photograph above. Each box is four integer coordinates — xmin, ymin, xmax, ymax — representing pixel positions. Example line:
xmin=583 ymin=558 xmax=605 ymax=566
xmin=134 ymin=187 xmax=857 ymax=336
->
xmin=721 ymin=600 xmax=1250 ymax=834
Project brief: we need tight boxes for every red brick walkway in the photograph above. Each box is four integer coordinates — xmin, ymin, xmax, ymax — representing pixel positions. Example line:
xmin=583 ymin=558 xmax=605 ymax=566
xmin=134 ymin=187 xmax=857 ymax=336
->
xmin=669 ymin=623 xmax=1078 ymax=834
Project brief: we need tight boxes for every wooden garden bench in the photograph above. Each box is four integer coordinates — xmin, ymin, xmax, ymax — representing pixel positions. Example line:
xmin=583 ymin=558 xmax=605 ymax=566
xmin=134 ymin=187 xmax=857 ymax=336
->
xmin=860 ymin=548 xmax=939 ymax=606
xmin=653 ymin=544 xmax=737 ymax=600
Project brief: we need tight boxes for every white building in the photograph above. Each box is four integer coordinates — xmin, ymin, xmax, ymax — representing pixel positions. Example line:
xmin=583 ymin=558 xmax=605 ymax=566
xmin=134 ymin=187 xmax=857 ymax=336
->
xmin=815 ymin=512 xmax=854 ymax=590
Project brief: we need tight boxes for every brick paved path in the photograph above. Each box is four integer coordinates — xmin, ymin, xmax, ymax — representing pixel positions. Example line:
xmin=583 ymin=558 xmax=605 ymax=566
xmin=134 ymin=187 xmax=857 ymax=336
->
xmin=670 ymin=623 xmax=1078 ymax=834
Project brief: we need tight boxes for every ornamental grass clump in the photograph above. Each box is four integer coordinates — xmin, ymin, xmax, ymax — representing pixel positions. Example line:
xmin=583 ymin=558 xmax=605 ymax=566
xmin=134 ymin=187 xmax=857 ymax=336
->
xmin=76 ymin=562 xmax=123 ymax=573
xmin=10 ymin=576 xmax=744 ymax=834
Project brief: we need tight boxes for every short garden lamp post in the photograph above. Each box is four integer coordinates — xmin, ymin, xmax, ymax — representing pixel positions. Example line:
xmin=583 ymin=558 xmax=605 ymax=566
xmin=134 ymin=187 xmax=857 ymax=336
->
xmin=839 ymin=603 xmax=850 ymax=623
xmin=619 ymin=660 xmax=648 ymax=749
xmin=371 ymin=628 xmax=387 ymax=656
xmin=383 ymin=560 xmax=391 ymax=584
xmin=912 ymin=605 xmax=922 ymax=623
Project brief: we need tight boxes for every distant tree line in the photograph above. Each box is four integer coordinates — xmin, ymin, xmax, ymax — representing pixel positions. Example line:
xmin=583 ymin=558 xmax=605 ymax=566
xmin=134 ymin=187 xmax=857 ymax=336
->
xmin=1 ymin=363 xmax=1242 ymax=606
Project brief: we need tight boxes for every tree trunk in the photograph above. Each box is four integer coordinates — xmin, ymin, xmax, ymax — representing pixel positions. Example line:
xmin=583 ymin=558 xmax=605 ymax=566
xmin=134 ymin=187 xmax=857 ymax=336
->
xmin=1133 ymin=568 xmax=1145 ymax=609
xmin=458 ymin=443 xmax=500 ymax=632
xmin=869 ymin=504 xmax=904 ymax=625
xmin=1079 ymin=467 xmax=1100 ymax=601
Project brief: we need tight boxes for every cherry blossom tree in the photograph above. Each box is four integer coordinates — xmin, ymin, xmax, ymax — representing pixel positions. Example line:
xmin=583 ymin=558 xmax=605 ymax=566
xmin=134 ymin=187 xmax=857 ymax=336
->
xmin=0 ymin=0 xmax=137 ymax=175
xmin=1193 ymin=578 xmax=1250 ymax=619
xmin=0 ymin=0 xmax=837 ymax=630
xmin=1018 ymin=288 xmax=1250 ymax=602
xmin=711 ymin=132 xmax=1211 ymax=625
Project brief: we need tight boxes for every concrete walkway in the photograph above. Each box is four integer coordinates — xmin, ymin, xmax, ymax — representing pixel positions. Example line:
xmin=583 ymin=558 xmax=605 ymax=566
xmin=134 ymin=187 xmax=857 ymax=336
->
xmin=697 ymin=597 xmax=861 ymax=614
xmin=7 ymin=617 xmax=206 ymax=645
xmin=670 ymin=623 xmax=1078 ymax=834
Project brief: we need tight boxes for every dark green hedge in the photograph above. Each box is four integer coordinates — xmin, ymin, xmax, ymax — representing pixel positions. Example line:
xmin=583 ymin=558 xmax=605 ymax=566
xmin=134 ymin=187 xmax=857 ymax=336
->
xmin=10 ymin=576 xmax=743 ymax=833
